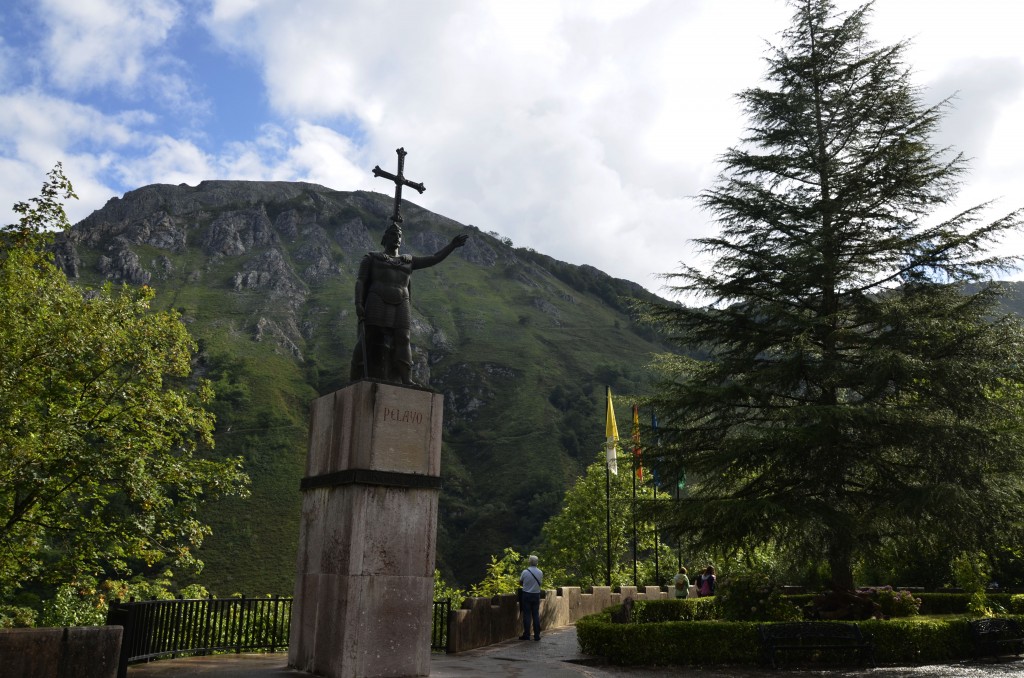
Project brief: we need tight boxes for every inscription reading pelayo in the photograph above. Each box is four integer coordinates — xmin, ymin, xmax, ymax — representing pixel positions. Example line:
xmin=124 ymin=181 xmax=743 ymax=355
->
xmin=381 ymin=406 xmax=424 ymax=425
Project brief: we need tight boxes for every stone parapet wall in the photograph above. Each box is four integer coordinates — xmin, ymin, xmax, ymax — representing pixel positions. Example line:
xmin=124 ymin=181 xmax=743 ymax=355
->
xmin=447 ymin=585 xmax=679 ymax=653
xmin=0 ymin=626 xmax=122 ymax=678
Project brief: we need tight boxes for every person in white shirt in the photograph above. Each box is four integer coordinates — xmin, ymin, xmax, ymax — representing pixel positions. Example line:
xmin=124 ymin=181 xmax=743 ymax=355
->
xmin=519 ymin=555 xmax=544 ymax=640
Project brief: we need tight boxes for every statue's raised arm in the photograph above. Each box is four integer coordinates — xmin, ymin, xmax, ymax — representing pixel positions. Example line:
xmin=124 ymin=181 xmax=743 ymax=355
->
xmin=412 ymin=233 xmax=469 ymax=270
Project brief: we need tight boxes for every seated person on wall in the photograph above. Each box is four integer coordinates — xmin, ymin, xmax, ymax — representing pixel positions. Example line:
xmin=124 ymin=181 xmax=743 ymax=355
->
xmin=350 ymin=221 xmax=468 ymax=385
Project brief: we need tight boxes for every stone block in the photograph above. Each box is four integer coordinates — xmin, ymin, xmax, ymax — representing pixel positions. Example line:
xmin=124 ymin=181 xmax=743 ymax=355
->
xmin=303 ymin=574 xmax=432 ymax=678
xmin=0 ymin=626 xmax=122 ymax=678
xmin=317 ymin=485 xmax=437 ymax=577
xmin=294 ymin=488 xmax=327 ymax=575
xmin=644 ymin=585 xmax=663 ymax=598
xmin=305 ymin=382 xmax=442 ymax=479
xmin=288 ymin=572 xmax=321 ymax=670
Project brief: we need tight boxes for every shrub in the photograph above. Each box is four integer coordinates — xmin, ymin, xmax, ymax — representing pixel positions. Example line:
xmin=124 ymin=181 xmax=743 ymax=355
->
xmin=469 ymin=548 xmax=524 ymax=597
xmin=630 ymin=598 xmax=720 ymax=623
xmin=914 ymin=593 xmax=968 ymax=615
xmin=0 ymin=604 xmax=36 ymax=628
xmin=861 ymin=586 xmax=922 ymax=617
xmin=717 ymin=571 xmax=801 ymax=622
xmin=40 ymin=582 xmax=108 ymax=627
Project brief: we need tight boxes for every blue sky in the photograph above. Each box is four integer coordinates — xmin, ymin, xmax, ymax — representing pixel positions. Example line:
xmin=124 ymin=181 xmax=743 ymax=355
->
xmin=1 ymin=0 xmax=1022 ymax=293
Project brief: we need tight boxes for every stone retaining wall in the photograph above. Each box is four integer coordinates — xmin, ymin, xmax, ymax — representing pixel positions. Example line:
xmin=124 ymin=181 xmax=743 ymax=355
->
xmin=0 ymin=626 xmax=122 ymax=678
xmin=447 ymin=585 xmax=688 ymax=653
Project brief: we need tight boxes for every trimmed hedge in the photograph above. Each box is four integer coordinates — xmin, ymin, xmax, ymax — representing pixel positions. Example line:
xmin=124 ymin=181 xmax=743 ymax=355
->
xmin=858 ymin=617 xmax=974 ymax=665
xmin=786 ymin=592 xmax=1017 ymax=616
xmin=577 ymin=604 xmax=1024 ymax=667
xmin=914 ymin=593 xmax=1018 ymax=615
xmin=577 ymin=613 xmax=761 ymax=665
xmin=630 ymin=598 xmax=720 ymax=623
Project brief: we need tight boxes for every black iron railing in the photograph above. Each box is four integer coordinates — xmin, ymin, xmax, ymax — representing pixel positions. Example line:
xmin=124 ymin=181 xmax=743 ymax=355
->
xmin=107 ymin=594 xmax=451 ymax=676
xmin=106 ymin=595 xmax=291 ymax=678
xmin=431 ymin=598 xmax=451 ymax=652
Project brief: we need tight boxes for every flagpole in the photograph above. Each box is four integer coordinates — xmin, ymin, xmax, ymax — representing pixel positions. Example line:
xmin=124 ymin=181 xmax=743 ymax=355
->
xmin=631 ymin=433 xmax=637 ymax=587
xmin=604 ymin=386 xmax=619 ymax=588
xmin=650 ymin=408 xmax=661 ymax=584
xmin=653 ymin=483 xmax=660 ymax=584
xmin=605 ymin=461 xmax=611 ymax=587
xmin=676 ymin=481 xmax=682 ymax=570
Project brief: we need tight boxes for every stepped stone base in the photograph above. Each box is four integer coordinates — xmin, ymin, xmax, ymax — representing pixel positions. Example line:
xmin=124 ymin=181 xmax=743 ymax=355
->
xmin=289 ymin=380 xmax=442 ymax=678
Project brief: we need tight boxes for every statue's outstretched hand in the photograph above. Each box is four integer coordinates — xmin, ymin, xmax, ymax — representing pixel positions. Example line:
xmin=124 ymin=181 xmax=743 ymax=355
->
xmin=451 ymin=233 xmax=469 ymax=248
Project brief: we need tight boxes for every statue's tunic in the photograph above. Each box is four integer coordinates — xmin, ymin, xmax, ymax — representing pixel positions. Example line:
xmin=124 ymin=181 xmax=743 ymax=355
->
xmin=357 ymin=252 xmax=414 ymax=366
xmin=354 ymin=249 xmax=413 ymax=372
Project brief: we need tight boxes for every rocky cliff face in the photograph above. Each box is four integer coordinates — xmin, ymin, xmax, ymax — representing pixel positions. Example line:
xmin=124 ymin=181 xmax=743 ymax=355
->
xmin=56 ymin=179 xmax=670 ymax=591
xmin=56 ymin=180 xmax=595 ymax=394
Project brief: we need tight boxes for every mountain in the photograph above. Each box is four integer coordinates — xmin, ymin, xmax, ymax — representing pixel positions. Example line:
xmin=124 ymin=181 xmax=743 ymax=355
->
xmin=53 ymin=180 xmax=673 ymax=592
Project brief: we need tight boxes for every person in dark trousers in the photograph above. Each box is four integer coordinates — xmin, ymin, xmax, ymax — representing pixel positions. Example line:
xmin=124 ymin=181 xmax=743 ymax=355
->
xmin=519 ymin=555 xmax=543 ymax=640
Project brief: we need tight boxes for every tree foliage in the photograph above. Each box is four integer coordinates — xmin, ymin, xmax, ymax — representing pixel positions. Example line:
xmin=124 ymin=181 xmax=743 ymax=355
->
xmin=0 ymin=165 xmax=249 ymax=598
xmin=642 ymin=0 xmax=1024 ymax=590
xmin=468 ymin=547 xmax=526 ymax=597
xmin=541 ymin=454 xmax=673 ymax=587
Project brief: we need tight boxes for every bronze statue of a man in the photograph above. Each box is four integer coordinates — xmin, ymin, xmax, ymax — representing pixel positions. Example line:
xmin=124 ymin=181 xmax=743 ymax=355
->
xmin=351 ymin=220 xmax=468 ymax=385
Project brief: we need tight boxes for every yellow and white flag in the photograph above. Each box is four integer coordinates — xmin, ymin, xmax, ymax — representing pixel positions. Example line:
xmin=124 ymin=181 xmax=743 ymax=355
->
xmin=605 ymin=386 xmax=619 ymax=474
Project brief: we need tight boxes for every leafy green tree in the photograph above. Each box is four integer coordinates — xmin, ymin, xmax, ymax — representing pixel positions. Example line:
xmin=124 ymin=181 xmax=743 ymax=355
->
xmin=541 ymin=454 xmax=671 ymax=587
xmin=39 ymin=573 xmax=209 ymax=628
xmin=642 ymin=0 xmax=1024 ymax=591
xmin=0 ymin=165 xmax=250 ymax=599
xmin=469 ymin=547 xmax=525 ymax=597
xmin=432 ymin=568 xmax=468 ymax=604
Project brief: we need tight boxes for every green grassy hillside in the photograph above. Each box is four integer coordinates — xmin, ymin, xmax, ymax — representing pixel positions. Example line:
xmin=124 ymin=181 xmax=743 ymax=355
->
xmin=58 ymin=180 xmax=671 ymax=592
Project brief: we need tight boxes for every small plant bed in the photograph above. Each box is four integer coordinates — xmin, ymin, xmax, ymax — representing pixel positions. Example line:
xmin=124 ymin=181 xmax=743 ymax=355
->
xmin=758 ymin=621 xmax=875 ymax=669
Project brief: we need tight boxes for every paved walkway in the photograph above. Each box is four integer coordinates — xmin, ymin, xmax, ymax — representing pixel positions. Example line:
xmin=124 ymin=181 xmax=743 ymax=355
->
xmin=127 ymin=625 xmax=1024 ymax=678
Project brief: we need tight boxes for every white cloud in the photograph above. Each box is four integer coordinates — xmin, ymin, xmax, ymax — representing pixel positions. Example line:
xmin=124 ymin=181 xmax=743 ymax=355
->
xmin=113 ymin=136 xmax=214 ymax=187
xmin=2 ymin=0 xmax=1022 ymax=292
xmin=0 ymin=91 xmax=140 ymax=223
xmin=929 ymin=58 xmax=1024 ymax=163
xmin=38 ymin=0 xmax=183 ymax=92
xmin=194 ymin=0 xmax=803 ymax=289
xmin=0 ymin=92 xmax=128 ymax=152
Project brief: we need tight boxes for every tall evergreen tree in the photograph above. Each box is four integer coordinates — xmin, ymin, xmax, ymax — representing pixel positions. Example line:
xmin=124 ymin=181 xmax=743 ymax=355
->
xmin=644 ymin=0 xmax=1024 ymax=590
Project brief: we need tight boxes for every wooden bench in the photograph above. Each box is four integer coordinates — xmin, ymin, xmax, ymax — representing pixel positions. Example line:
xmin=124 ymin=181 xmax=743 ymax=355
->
xmin=969 ymin=618 xmax=1024 ymax=659
xmin=758 ymin=621 xmax=875 ymax=669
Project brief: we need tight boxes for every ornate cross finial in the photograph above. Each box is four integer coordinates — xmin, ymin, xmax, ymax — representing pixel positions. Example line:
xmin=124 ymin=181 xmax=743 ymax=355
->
xmin=372 ymin=147 xmax=425 ymax=224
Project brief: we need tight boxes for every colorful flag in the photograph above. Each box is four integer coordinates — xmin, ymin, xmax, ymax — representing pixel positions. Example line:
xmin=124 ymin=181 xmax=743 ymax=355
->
xmin=632 ymin=403 xmax=642 ymax=480
xmin=605 ymin=387 xmax=619 ymax=474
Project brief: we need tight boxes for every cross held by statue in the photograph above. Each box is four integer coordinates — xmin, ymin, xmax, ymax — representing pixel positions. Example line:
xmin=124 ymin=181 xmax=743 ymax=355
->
xmin=373 ymin=147 xmax=426 ymax=225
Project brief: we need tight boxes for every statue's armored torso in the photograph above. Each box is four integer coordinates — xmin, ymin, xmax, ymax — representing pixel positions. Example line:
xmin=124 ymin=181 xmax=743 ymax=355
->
xmin=362 ymin=252 xmax=414 ymax=329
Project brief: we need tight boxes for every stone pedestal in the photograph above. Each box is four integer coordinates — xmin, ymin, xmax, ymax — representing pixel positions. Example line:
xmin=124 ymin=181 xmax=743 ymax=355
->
xmin=289 ymin=381 xmax=443 ymax=678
